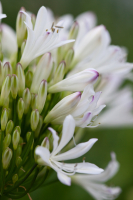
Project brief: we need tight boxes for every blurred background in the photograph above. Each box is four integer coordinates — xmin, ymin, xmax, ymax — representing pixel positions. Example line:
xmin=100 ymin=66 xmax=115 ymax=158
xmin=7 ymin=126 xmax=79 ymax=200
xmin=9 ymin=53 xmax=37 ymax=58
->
xmin=1 ymin=0 xmax=133 ymax=199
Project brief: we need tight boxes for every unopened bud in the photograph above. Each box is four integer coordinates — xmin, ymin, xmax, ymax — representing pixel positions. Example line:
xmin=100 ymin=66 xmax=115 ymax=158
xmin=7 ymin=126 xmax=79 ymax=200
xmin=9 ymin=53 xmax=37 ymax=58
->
xmin=21 ymin=40 xmax=26 ymax=55
xmin=3 ymin=62 xmax=12 ymax=78
xmin=26 ymin=132 xmax=31 ymax=142
xmin=41 ymin=137 xmax=49 ymax=149
xmin=1 ymin=108 xmax=8 ymax=131
xmin=0 ymin=61 xmax=3 ymax=89
xmin=0 ymin=52 xmax=3 ymax=61
xmin=25 ymin=70 xmax=33 ymax=88
xmin=23 ymin=88 xmax=31 ymax=113
xmin=31 ymin=53 xmax=52 ymax=93
xmin=12 ymin=174 xmax=18 ymax=184
xmin=11 ymin=74 xmax=19 ymax=99
xmin=17 ymin=98 xmax=24 ymax=120
xmin=31 ymin=109 xmax=39 ymax=131
xmin=31 ymin=14 xmax=36 ymax=28
xmin=36 ymin=80 xmax=47 ymax=114
xmin=16 ymin=156 xmax=22 ymax=167
xmin=16 ymin=7 xmax=27 ymax=47
xmin=53 ymin=61 xmax=66 ymax=84
xmin=16 ymin=63 xmax=25 ymax=96
xmin=2 ymin=148 xmax=13 ymax=169
xmin=6 ymin=120 xmax=14 ymax=135
xmin=69 ymin=21 xmax=79 ymax=40
xmin=35 ymin=116 xmax=43 ymax=138
xmin=31 ymin=93 xmax=37 ymax=110
xmin=12 ymin=130 xmax=20 ymax=150
xmin=65 ymin=48 xmax=74 ymax=68
xmin=16 ymin=145 xmax=22 ymax=156
xmin=3 ymin=134 xmax=11 ymax=149
xmin=0 ymin=75 xmax=11 ymax=105
xmin=14 ymin=126 xmax=21 ymax=135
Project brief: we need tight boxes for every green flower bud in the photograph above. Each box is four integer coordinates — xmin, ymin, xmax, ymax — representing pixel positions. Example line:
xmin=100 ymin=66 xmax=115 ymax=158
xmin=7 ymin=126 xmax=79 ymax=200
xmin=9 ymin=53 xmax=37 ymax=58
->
xmin=31 ymin=109 xmax=39 ymax=131
xmin=31 ymin=93 xmax=37 ymax=110
xmin=12 ymin=130 xmax=20 ymax=150
xmin=16 ymin=63 xmax=25 ymax=97
xmin=0 ymin=75 xmax=11 ymax=105
xmin=16 ymin=7 xmax=27 ymax=47
xmin=17 ymin=98 xmax=24 ymax=120
xmin=12 ymin=174 xmax=18 ymax=184
xmin=35 ymin=116 xmax=43 ymax=138
xmin=36 ymin=80 xmax=47 ymax=114
xmin=68 ymin=21 xmax=79 ymax=40
xmin=0 ymin=52 xmax=3 ymax=62
xmin=26 ymin=132 xmax=31 ymax=142
xmin=14 ymin=126 xmax=21 ymax=135
xmin=3 ymin=133 xmax=11 ymax=149
xmin=53 ymin=61 xmax=66 ymax=84
xmin=41 ymin=137 xmax=49 ymax=149
xmin=25 ymin=70 xmax=33 ymax=88
xmin=11 ymin=74 xmax=19 ymax=99
xmin=16 ymin=145 xmax=22 ymax=156
xmin=23 ymin=88 xmax=31 ymax=113
xmin=21 ymin=40 xmax=26 ymax=55
xmin=16 ymin=156 xmax=22 ymax=167
xmin=3 ymin=62 xmax=12 ymax=78
xmin=2 ymin=147 xmax=13 ymax=169
xmin=6 ymin=120 xmax=14 ymax=135
xmin=65 ymin=48 xmax=74 ymax=68
xmin=1 ymin=108 xmax=8 ymax=131
xmin=31 ymin=14 xmax=36 ymax=28
xmin=0 ymin=61 xmax=3 ymax=89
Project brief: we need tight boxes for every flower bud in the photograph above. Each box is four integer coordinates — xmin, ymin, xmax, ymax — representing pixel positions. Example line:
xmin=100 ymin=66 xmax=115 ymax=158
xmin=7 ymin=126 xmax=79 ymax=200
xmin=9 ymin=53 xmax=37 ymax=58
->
xmin=23 ymin=88 xmax=31 ymax=113
xmin=65 ymin=48 xmax=74 ymax=68
xmin=21 ymin=40 xmax=26 ymax=55
xmin=31 ymin=109 xmax=39 ymax=131
xmin=1 ymin=108 xmax=8 ymax=131
xmin=0 ymin=61 xmax=3 ymax=89
xmin=16 ymin=7 xmax=27 ymax=47
xmin=6 ymin=120 xmax=14 ymax=135
xmin=44 ymin=92 xmax=81 ymax=124
xmin=26 ymin=132 xmax=31 ymax=142
xmin=0 ymin=75 xmax=11 ymax=105
xmin=0 ymin=52 xmax=3 ymax=62
xmin=25 ymin=70 xmax=33 ymax=88
xmin=36 ymin=80 xmax=47 ymax=114
xmin=11 ymin=74 xmax=19 ymax=99
xmin=16 ymin=63 xmax=25 ymax=96
xmin=41 ymin=137 xmax=49 ymax=149
xmin=16 ymin=156 xmax=22 ymax=167
xmin=12 ymin=130 xmax=20 ymax=150
xmin=2 ymin=147 xmax=13 ymax=169
xmin=68 ymin=21 xmax=79 ymax=40
xmin=31 ymin=53 xmax=52 ymax=93
xmin=31 ymin=93 xmax=37 ymax=110
xmin=14 ymin=126 xmax=21 ymax=135
xmin=3 ymin=62 xmax=12 ymax=78
xmin=16 ymin=145 xmax=22 ymax=156
xmin=12 ymin=174 xmax=18 ymax=184
xmin=3 ymin=134 xmax=11 ymax=149
xmin=52 ymin=61 xmax=66 ymax=85
xmin=35 ymin=116 xmax=43 ymax=138
xmin=17 ymin=98 xmax=25 ymax=120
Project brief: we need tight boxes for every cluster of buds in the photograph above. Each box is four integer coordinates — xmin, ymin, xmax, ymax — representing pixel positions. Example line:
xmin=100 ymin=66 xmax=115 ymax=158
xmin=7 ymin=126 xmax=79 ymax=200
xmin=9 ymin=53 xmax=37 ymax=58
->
xmin=0 ymin=2 xmax=132 ymax=200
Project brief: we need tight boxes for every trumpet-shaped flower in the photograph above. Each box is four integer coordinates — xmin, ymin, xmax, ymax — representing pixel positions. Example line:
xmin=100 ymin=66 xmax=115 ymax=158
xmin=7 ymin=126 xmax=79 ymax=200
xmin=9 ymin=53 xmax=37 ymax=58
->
xmin=20 ymin=6 xmax=75 ymax=69
xmin=45 ymin=86 xmax=105 ymax=127
xmin=48 ymin=68 xmax=99 ymax=93
xmin=35 ymin=115 xmax=103 ymax=186
xmin=72 ymin=153 xmax=121 ymax=200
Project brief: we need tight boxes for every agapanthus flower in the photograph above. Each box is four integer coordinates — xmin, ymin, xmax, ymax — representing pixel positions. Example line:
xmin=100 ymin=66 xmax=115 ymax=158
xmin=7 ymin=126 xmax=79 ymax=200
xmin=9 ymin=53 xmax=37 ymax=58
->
xmin=72 ymin=153 xmax=121 ymax=200
xmin=35 ymin=115 xmax=103 ymax=186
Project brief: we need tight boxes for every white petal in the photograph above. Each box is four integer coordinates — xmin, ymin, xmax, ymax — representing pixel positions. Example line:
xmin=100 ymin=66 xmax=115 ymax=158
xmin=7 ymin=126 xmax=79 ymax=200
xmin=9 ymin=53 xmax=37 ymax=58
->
xmin=35 ymin=146 xmax=51 ymax=166
xmin=52 ymin=115 xmax=75 ymax=156
xmin=57 ymin=172 xmax=71 ymax=186
xmin=48 ymin=127 xmax=59 ymax=153
xmin=53 ymin=138 xmax=98 ymax=161
xmin=0 ymin=14 xmax=6 ymax=19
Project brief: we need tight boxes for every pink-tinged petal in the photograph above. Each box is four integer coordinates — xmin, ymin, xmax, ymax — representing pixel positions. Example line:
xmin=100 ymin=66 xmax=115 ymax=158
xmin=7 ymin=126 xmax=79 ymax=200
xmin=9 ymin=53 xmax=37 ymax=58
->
xmin=92 ymin=105 xmax=106 ymax=117
xmin=53 ymin=138 xmax=98 ymax=161
xmin=75 ymin=112 xmax=92 ymax=128
xmin=48 ymin=127 xmax=59 ymax=153
xmin=52 ymin=115 xmax=75 ymax=156
xmin=57 ymin=172 xmax=71 ymax=186
xmin=35 ymin=146 xmax=50 ymax=166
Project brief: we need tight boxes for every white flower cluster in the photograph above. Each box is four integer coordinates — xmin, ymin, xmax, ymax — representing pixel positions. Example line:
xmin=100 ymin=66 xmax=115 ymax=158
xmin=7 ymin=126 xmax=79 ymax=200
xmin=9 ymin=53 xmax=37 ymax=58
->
xmin=0 ymin=2 xmax=132 ymax=200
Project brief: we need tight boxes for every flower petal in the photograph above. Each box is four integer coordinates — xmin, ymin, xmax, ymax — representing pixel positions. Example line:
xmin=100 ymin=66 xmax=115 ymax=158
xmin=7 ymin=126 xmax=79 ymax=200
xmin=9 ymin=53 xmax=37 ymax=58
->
xmin=48 ymin=127 xmax=59 ymax=153
xmin=35 ymin=146 xmax=51 ymax=166
xmin=57 ymin=172 xmax=71 ymax=186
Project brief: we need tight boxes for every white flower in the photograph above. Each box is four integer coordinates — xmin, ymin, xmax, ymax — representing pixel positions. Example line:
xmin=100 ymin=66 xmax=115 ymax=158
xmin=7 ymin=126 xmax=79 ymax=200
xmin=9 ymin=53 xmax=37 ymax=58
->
xmin=35 ymin=115 xmax=103 ymax=186
xmin=20 ymin=6 xmax=75 ymax=69
xmin=48 ymin=68 xmax=99 ymax=93
xmin=45 ymin=85 xmax=105 ymax=127
xmin=72 ymin=153 xmax=121 ymax=200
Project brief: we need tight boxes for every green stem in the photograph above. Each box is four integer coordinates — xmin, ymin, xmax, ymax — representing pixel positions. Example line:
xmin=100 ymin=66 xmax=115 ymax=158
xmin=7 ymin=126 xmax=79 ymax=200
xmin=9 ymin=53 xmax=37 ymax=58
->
xmin=0 ymin=130 xmax=4 ymax=192
xmin=17 ymin=47 xmax=21 ymax=63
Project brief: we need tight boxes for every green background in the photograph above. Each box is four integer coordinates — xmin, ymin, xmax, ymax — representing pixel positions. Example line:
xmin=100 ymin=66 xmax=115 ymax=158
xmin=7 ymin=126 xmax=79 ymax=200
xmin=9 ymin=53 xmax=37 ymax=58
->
xmin=1 ymin=0 xmax=133 ymax=199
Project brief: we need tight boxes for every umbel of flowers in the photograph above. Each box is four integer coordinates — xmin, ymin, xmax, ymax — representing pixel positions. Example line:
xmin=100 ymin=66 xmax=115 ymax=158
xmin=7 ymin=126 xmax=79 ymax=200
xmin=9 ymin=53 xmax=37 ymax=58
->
xmin=0 ymin=2 xmax=132 ymax=200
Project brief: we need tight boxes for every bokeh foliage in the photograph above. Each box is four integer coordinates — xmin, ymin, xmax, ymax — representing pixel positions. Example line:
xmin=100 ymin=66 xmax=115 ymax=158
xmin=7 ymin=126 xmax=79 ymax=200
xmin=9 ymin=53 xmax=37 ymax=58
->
xmin=1 ymin=0 xmax=133 ymax=199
